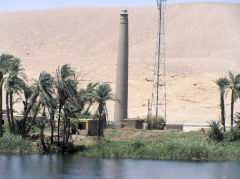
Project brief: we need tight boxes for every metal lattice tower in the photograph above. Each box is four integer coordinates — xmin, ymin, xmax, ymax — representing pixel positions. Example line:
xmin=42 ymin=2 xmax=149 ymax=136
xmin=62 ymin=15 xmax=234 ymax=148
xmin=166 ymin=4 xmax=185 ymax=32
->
xmin=150 ymin=0 xmax=167 ymax=121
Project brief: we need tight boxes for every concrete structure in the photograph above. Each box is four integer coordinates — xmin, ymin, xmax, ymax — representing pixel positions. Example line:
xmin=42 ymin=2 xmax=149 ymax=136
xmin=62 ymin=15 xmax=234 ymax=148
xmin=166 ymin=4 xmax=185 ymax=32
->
xmin=166 ymin=124 xmax=183 ymax=132
xmin=74 ymin=119 xmax=103 ymax=136
xmin=124 ymin=119 xmax=144 ymax=129
xmin=114 ymin=10 xmax=129 ymax=128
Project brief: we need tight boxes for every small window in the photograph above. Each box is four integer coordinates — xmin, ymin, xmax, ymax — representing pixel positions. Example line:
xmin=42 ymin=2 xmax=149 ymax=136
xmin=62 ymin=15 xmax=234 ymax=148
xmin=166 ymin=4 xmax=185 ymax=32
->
xmin=78 ymin=122 xmax=86 ymax=130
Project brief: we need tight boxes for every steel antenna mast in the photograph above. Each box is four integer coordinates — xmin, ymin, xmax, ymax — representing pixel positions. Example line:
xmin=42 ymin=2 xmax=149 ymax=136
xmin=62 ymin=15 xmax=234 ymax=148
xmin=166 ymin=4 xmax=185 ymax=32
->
xmin=150 ymin=0 xmax=167 ymax=122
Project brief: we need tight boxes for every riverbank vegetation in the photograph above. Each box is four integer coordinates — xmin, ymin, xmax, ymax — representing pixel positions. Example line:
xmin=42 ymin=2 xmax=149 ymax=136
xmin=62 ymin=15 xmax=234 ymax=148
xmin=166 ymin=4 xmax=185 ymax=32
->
xmin=80 ymin=128 xmax=240 ymax=161
xmin=0 ymin=133 xmax=35 ymax=154
xmin=2 ymin=126 xmax=240 ymax=160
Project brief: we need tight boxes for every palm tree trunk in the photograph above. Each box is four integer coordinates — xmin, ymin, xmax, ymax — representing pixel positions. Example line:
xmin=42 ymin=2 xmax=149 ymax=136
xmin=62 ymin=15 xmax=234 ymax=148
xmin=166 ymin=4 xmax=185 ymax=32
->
xmin=58 ymin=104 xmax=62 ymax=145
xmin=23 ymin=92 xmax=38 ymax=119
xmin=50 ymin=110 xmax=54 ymax=144
xmin=98 ymin=111 xmax=101 ymax=141
xmin=23 ymin=100 xmax=28 ymax=116
xmin=0 ymin=76 xmax=3 ymax=137
xmin=6 ymin=92 xmax=12 ymax=133
xmin=10 ymin=92 xmax=16 ymax=134
xmin=21 ymin=92 xmax=39 ymax=136
xmin=66 ymin=117 xmax=71 ymax=144
xmin=98 ymin=104 xmax=104 ymax=141
xmin=231 ymin=90 xmax=234 ymax=127
xmin=220 ymin=93 xmax=226 ymax=131
xmin=103 ymin=106 xmax=108 ymax=128
xmin=24 ymin=101 xmax=41 ymax=136
xmin=40 ymin=127 xmax=46 ymax=152
xmin=85 ymin=102 xmax=92 ymax=114
xmin=42 ymin=105 xmax=46 ymax=116
xmin=66 ymin=119 xmax=70 ymax=144
xmin=62 ymin=109 xmax=68 ymax=145
xmin=63 ymin=115 xmax=66 ymax=145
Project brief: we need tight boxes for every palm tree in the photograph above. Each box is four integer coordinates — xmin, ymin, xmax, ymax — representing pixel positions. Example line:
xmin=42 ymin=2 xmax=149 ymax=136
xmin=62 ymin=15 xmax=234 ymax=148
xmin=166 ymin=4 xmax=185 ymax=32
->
xmin=5 ymin=57 xmax=26 ymax=134
xmin=63 ymin=102 xmax=78 ymax=144
xmin=76 ymin=89 xmax=87 ymax=113
xmin=91 ymin=83 xmax=117 ymax=140
xmin=36 ymin=117 xmax=48 ymax=152
xmin=22 ymin=85 xmax=34 ymax=115
xmin=0 ymin=54 xmax=14 ymax=137
xmin=84 ymin=83 xmax=98 ymax=115
xmin=46 ymin=97 xmax=57 ymax=144
xmin=228 ymin=72 xmax=240 ymax=127
xmin=34 ymin=73 xmax=56 ymax=144
xmin=21 ymin=72 xmax=54 ymax=137
xmin=71 ymin=83 xmax=98 ymax=117
xmin=56 ymin=64 xmax=77 ymax=145
xmin=215 ymin=77 xmax=229 ymax=131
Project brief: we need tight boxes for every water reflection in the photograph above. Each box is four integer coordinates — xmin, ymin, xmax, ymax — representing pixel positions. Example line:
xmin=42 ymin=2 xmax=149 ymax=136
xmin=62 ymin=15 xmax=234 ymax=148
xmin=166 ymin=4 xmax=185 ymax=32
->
xmin=0 ymin=154 xmax=240 ymax=179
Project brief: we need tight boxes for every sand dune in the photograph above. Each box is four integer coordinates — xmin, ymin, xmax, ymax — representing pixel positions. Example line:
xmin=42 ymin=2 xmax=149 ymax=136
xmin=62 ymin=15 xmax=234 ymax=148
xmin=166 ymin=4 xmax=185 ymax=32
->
xmin=0 ymin=2 xmax=240 ymax=125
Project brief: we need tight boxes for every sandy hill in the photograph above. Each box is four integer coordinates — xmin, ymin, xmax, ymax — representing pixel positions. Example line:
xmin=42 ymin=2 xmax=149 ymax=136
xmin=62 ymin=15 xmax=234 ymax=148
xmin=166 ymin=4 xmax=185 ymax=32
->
xmin=0 ymin=2 xmax=240 ymax=125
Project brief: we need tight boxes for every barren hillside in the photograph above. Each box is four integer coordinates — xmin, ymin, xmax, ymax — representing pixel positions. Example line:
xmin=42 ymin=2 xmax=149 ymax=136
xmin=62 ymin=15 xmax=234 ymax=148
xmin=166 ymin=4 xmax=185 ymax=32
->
xmin=0 ymin=2 xmax=240 ymax=125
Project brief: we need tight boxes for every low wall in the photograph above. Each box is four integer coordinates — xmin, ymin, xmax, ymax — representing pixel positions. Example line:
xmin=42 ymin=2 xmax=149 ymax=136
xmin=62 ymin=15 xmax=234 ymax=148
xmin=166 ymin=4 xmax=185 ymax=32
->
xmin=124 ymin=119 xmax=144 ymax=129
xmin=2 ymin=115 xmax=45 ymax=126
xmin=2 ymin=114 xmax=24 ymax=126
xmin=183 ymin=125 xmax=209 ymax=132
xmin=166 ymin=124 xmax=183 ymax=131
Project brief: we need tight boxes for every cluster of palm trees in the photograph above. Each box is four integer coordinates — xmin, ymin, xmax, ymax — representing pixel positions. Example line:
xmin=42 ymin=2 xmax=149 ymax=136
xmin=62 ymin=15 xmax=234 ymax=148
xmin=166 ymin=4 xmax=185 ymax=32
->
xmin=216 ymin=72 xmax=240 ymax=131
xmin=0 ymin=53 xmax=116 ymax=148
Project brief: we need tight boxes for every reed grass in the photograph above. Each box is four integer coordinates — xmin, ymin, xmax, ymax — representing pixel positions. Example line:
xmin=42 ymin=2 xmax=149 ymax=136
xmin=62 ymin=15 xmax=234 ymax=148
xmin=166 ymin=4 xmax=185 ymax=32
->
xmin=80 ymin=131 xmax=240 ymax=161
xmin=0 ymin=133 xmax=35 ymax=154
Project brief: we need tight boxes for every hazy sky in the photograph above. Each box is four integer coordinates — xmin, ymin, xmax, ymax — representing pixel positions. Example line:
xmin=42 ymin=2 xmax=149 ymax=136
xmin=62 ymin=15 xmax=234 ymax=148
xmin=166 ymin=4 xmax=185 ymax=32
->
xmin=0 ymin=0 xmax=239 ymax=11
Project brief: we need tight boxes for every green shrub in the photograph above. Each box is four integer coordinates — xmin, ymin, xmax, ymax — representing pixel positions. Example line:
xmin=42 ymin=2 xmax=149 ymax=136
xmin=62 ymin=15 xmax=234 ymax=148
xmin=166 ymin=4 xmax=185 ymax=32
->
xmin=82 ymin=140 xmax=126 ymax=159
xmin=77 ymin=112 xmax=93 ymax=119
xmin=129 ymin=139 xmax=145 ymax=150
xmin=207 ymin=121 xmax=223 ymax=141
xmin=3 ymin=126 xmax=9 ymax=133
xmin=144 ymin=115 xmax=166 ymax=130
xmin=30 ymin=126 xmax=41 ymax=134
xmin=227 ymin=126 xmax=240 ymax=141
xmin=105 ymin=121 xmax=115 ymax=129
xmin=0 ymin=133 xmax=34 ymax=154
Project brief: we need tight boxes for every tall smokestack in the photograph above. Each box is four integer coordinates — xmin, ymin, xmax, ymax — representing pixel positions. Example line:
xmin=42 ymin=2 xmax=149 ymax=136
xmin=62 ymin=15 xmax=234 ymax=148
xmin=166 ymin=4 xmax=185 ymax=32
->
xmin=114 ymin=10 xmax=129 ymax=127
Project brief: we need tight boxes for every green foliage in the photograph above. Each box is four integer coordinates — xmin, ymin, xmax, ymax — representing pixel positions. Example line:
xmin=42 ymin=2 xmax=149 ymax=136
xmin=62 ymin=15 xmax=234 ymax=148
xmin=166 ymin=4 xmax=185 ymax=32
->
xmin=129 ymin=139 xmax=145 ymax=150
xmin=235 ymin=112 xmax=240 ymax=125
xmin=105 ymin=121 xmax=115 ymax=129
xmin=93 ymin=83 xmax=115 ymax=104
xmin=0 ymin=133 xmax=34 ymax=154
xmin=226 ymin=116 xmax=240 ymax=141
xmin=77 ymin=112 xmax=92 ymax=119
xmin=36 ymin=117 xmax=48 ymax=130
xmin=144 ymin=115 xmax=166 ymax=130
xmin=215 ymin=77 xmax=230 ymax=93
xmin=30 ymin=126 xmax=41 ymax=134
xmin=80 ymin=137 xmax=240 ymax=161
xmin=56 ymin=64 xmax=77 ymax=106
xmin=0 ymin=54 xmax=15 ymax=73
xmin=89 ymin=83 xmax=117 ymax=138
xmin=5 ymin=57 xmax=26 ymax=94
xmin=3 ymin=125 xmax=10 ymax=133
xmin=226 ymin=126 xmax=240 ymax=141
xmin=207 ymin=121 xmax=223 ymax=141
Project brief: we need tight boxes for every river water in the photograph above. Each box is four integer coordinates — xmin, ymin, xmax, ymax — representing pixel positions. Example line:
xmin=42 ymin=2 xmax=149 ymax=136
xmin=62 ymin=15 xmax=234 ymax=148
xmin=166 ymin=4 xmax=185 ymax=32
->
xmin=0 ymin=154 xmax=240 ymax=179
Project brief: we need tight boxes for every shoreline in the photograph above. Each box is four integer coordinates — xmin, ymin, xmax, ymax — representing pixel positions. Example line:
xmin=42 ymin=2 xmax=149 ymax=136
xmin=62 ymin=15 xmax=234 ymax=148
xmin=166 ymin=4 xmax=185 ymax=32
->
xmin=1 ymin=129 xmax=240 ymax=161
